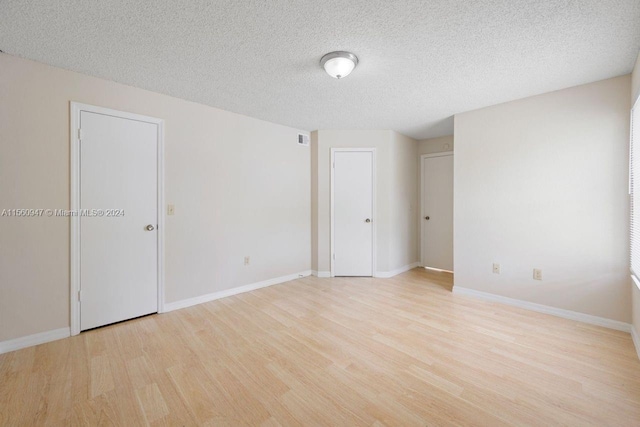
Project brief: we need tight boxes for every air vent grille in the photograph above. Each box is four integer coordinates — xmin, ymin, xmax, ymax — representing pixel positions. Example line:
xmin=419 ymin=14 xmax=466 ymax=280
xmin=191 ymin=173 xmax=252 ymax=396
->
xmin=298 ymin=133 xmax=310 ymax=146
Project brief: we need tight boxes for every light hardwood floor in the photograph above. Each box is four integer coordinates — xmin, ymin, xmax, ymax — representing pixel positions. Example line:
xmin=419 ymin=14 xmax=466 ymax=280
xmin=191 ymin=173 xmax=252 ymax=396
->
xmin=1 ymin=268 xmax=639 ymax=426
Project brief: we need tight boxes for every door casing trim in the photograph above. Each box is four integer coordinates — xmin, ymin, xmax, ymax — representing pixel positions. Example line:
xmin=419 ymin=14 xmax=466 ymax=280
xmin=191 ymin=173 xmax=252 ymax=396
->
xmin=70 ymin=102 xmax=165 ymax=336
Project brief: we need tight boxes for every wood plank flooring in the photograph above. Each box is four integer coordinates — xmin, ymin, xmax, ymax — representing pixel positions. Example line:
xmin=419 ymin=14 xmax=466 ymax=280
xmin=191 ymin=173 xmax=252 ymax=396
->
xmin=1 ymin=268 xmax=639 ymax=426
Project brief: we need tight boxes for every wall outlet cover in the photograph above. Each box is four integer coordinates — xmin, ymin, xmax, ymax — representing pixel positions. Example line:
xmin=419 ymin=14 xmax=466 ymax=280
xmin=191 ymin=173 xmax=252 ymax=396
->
xmin=492 ymin=263 xmax=500 ymax=274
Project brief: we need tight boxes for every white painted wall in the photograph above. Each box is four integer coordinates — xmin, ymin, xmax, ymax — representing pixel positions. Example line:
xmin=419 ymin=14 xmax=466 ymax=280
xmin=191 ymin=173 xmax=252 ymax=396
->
xmin=418 ymin=135 xmax=454 ymax=155
xmin=632 ymin=52 xmax=640 ymax=339
xmin=0 ymin=54 xmax=310 ymax=342
xmin=310 ymin=130 xmax=419 ymax=275
xmin=454 ymin=75 xmax=631 ymax=323
xmin=634 ymin=284 xmax=640 ymax=345
xmin=310 ymin=131 xmax=319 ymax=273
xmin=389 ymin=132 xmax=420 ymax=271
xmin=632 ymin=52 xmax=640 ymax=104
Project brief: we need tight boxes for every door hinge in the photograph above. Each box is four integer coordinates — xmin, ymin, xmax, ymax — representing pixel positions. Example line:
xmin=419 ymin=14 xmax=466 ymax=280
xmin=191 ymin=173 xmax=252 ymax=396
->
xmin=333 ymin=253 xmax=336 ymax=260
xmin=77 ymin=128 xmax=83 ymax=140
xmin=78 ymin=290 xmax=82 ymax=301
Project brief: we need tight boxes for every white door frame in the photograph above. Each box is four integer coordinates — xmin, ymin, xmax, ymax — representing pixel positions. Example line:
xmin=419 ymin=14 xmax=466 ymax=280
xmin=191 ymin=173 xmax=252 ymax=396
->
xmin=330 ymin=148 xmax=377 ymax=277
xmin=420 ymin=151 xmax=453 ymax=270
xmin=69 ymin=102 xmax=165 ymax=336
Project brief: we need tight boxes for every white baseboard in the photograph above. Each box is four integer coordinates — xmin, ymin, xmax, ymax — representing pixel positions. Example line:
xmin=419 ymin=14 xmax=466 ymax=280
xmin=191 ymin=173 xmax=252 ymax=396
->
xmin=0 ymin=327 xmax=71 ymax=355
xmin=632 ymin=326 xmax=640 ymax=361
xmin=312 ymin=270 xmax=331 ymax=278
xmin=313 ymin=262 xmax=420 ymax=279
xmin=375 ymin=262 xmax=421 ymax=279
xmin=163 ymin=270 xmax=312 ymax=312
xmin=452 ymin=286 xmax=632 ymax=333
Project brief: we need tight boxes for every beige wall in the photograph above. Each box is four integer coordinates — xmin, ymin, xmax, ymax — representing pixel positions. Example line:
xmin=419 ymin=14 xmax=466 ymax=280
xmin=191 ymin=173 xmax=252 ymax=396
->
xmin=632 ymin=52 xmax=640 ymax=339
xmin=389 ymin=132 xmax=420 ymax=270
xmin=310 ymin=130 xmax=419 ymax=275
xmin=0 ymin=54 xmax=310 ymax=342
xmin=634 ymin=284 xmax=640 ymax=344
xmin=310 ymin=131 xmax=319 ymax=272
xmin=418 ymin=135 xmax=454 ymax=155
xmin=632 ymin=51 xmax=640 ymax=105
xmin=454 ymin=75 xmax=631 ymax=323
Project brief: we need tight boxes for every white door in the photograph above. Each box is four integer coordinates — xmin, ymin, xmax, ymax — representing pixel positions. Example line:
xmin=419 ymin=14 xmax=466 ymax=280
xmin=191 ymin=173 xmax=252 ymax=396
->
xmin=421 ymin=154 xmax=453 ymax=271
xmin=332 ymin=150 xmax=374 ymax=276
xmin=80 ymin=110 xmax=159 ymax=330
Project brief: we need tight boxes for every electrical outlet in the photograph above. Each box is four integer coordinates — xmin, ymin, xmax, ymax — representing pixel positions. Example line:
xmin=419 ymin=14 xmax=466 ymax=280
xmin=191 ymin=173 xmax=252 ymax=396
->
xmin=492 ymin=263 xmax=500 ymax=274
xmin=167 ymin=204 xmax=175 ymax=215
xmin=244 ymin=256 xmax=250 ymax=266
xmin=533 ymin=269 xmax=542 ymax=280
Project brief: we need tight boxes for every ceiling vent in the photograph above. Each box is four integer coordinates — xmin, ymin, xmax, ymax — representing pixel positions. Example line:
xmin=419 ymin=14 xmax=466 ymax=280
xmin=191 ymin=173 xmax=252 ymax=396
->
xmin=298 ymin=133 xmax=310 ymax=146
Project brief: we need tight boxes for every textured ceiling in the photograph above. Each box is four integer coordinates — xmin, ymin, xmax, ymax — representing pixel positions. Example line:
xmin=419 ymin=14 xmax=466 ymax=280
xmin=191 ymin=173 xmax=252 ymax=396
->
xmin=1 ymin=0 xmax=639 ymax=139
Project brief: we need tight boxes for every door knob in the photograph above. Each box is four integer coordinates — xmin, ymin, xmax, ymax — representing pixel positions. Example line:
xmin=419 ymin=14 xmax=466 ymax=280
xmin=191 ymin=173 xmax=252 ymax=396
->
xmin=425 ymin=216 xmax=430 ymax=220
xmin=365 ymin=218 xmax=371 ymax=223
xmin=146 ymin=224 xmax=155 ymax=231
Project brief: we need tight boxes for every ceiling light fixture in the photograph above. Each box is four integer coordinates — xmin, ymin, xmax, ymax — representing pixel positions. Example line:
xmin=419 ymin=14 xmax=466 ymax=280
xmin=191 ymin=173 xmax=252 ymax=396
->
xmin=320 ymin=51 xmax=358 ymax=79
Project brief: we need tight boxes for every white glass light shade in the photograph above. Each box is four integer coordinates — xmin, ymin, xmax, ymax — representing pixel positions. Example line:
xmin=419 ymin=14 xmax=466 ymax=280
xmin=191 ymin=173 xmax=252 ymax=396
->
xmin=323 ymin=57 xmax=355 ymax=79
xmin=320 ymin=51 xmax=358 ymax=79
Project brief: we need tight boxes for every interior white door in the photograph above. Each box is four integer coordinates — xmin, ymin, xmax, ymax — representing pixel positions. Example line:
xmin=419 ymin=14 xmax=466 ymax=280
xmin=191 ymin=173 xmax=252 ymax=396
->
xmin=333 ymin=150 xmax=374 ymax=276
xmin=80 ymin=111 xmax=158 ymax=330
xmin=422 ymin=154 xmax=454 ymax=271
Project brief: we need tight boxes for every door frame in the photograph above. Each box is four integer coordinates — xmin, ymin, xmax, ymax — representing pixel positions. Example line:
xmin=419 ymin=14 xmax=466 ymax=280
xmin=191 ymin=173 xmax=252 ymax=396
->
xmin=330 ymin=148 xmax=377 ymax=277
xmin=420 ymin=151 xmax=453 ymax=270
xmin=69 ymin=102 xmax=165 ymax=336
